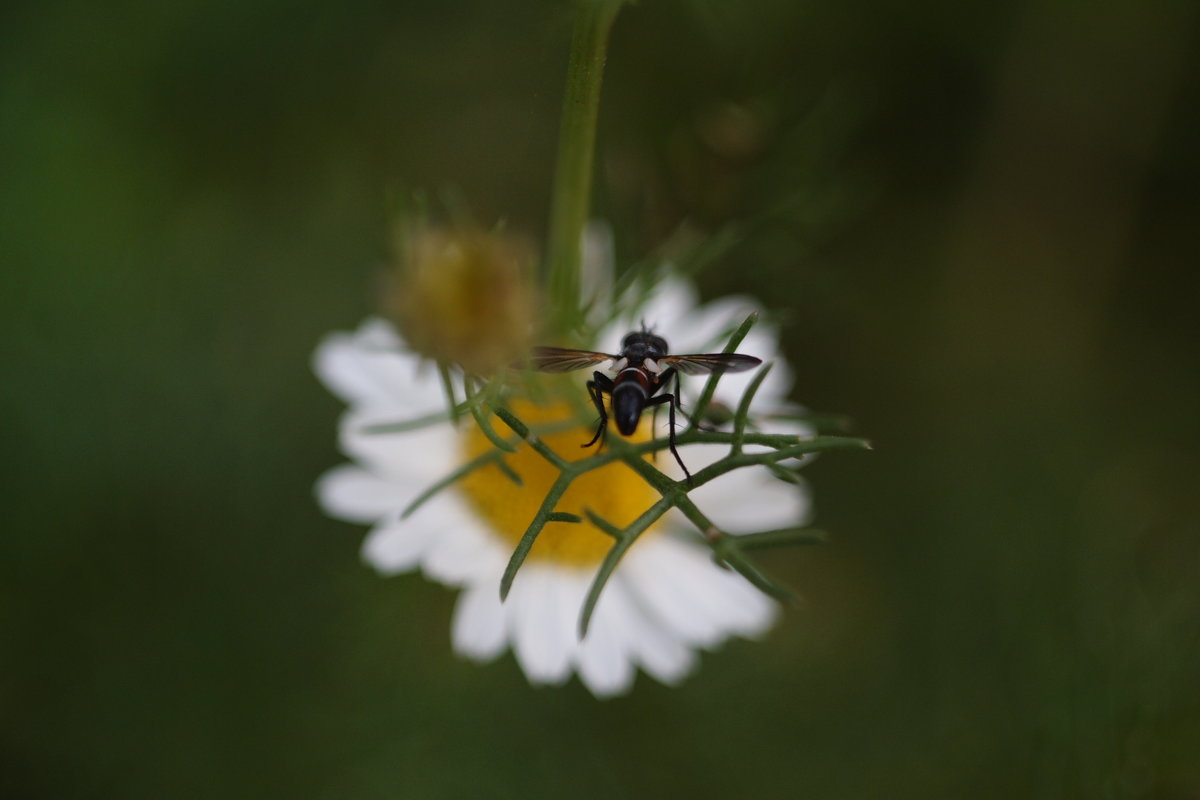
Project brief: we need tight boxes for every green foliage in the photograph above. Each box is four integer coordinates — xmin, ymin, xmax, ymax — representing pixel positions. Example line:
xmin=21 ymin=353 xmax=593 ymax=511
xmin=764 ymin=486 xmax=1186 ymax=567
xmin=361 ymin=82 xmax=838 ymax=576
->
xmin=396 ymin=314 xmax=868 ymax=637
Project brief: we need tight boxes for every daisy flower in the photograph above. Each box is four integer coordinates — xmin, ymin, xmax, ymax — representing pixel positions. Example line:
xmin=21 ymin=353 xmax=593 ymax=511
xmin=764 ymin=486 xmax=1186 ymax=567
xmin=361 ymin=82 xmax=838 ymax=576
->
xmin=314 ymin=276 xmax=812 ymax=697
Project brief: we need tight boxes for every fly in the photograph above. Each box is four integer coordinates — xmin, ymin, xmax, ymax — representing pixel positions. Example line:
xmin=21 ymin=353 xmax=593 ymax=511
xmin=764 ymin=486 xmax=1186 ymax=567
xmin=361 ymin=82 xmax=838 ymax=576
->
xmin=527 ymin=330 xmax=762 ymax=482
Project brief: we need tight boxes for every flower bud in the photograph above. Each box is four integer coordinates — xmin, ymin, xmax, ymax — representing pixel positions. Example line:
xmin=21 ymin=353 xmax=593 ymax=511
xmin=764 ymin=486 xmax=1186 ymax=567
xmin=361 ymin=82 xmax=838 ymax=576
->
xmin=384 ymin=224 xmax=537 ymax=375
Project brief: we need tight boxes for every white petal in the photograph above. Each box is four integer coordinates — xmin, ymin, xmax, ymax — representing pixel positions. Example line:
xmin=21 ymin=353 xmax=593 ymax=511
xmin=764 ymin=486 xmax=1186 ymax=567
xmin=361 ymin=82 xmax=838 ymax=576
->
xmin=624 ymin=536 xmax=778 ymax=647
xmin=360 ymin=492 xmax=499 ymax=582
xmin=657 ymin=538 xmax=778 ymax=638
xmin=360 ymin=514 xmax=437 ymax=575
xmin=420 ymin=504 xmax=509 ymax=585
xmin=667 ymin=536 xmax=778 ymax=637
xmin=663 ymin=441 xmax=726 ymax=477
xmin=507 ymin=565 xmax=579 ymax=685
xmin=315 ymin=464 xmax=401 ymax=523
xmin=352 ymin=317 xmax=405 ymax=349
xmin=686 ymin=464 xmax=812 ymax=533
xmin=621 ymin=542 xmax=726 ymax=648
xmin=667 ymin=294 xmax=764 ymax=352
xmin=313 ymin=318 xmax=448 ymax=413
xmin=451 ymin=581 xmax=508 ymax=662
xmin=577 ymin=587 xmax=636 ymax=698
xmin=339 ymin=407 xmax=459 ymax=481
xmin=598 ymin=277 xmax=699 ymax=347
xmin=640 ymin=277 xmax=702 ymax=332
xmin=604 ymin=577 xmax=696 ymax=687
xmin=708 ymin=327 xmax=795 ymax=410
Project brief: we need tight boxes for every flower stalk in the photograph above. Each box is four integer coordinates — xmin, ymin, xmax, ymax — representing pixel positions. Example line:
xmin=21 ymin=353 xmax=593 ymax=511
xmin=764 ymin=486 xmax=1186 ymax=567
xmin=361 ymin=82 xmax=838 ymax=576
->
xmin=545 ymin=0 xmax=628 ymax=336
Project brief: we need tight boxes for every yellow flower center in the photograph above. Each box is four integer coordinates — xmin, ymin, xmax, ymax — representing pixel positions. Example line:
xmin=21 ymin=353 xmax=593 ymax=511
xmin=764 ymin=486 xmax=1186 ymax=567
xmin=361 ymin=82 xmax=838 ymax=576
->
xmin=458 ymin=397 xmax=661 ymax=566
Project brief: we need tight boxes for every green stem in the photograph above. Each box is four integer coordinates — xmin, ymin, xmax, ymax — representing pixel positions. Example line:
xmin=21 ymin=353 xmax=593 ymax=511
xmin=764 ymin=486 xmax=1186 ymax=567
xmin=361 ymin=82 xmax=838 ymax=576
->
xmin=545 ymin=0 xmax=626 ymax=335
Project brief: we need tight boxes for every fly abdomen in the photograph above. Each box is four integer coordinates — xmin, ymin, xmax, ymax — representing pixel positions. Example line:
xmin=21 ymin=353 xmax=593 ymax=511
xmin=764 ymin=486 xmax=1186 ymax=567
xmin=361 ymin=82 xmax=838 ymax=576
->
xmin=612 ymin=383 xmax=646 ymax=436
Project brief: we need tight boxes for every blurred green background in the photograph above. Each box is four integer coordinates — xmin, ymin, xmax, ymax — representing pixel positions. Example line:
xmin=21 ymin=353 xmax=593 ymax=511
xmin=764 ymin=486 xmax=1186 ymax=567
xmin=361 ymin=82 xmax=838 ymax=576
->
xmin=3 ymin=0 xmax=1198 ymax=797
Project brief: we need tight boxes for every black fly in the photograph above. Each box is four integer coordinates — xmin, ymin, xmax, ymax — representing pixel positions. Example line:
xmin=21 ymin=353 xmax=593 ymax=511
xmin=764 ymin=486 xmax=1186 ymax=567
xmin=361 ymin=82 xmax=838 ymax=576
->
xmin=528 ymin=330 xmax=761 ymax=482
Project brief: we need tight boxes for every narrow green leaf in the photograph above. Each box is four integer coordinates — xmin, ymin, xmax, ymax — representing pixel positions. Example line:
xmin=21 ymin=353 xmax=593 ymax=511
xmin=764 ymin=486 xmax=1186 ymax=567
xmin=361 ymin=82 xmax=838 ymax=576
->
xmin=359 ymin=399 xmax=473 ymax=435
xmin=493 ymin=406 xmax=570 ymax=470
xmin=583 ymin=508 xmax=623 ymax=539
xmin=766 ymin=462 xmax=802 ymax=484
xmin=731 ymin=527 xmax=828 ymax=551
xmin=495 ymin=457 xmax=523 ymax=486
xmin=764 ymin=436 xmax=872 ymax=460
xmin=546 ymin=511 xmax=583 ymax=523
xmin=578 ymin=498 xmax=673 ymax=637
xmin=664 ymin=435 xmax=870 ymax=491
xmin=492 ymin=405 xmax=530 ymax=438
xmin=668 ymin=492 xmax=718 ymax=539
xmin=619 ymin=449 xmax=682 ymax=494
xmin=468 ymin=403 xmax=518 ymax=453
xmin=731 ymin=361 xmax=773 ymax=454
xmin=401 ymin=450 xmax=500 ymax=520
xmin=690 ymin=312 xmax=758 ymax=427
xmin=437 ymin=361 xmax=460 ymax=425
xmin=500 ymin=473 xmax=574 ymax=601
xmin=462 ymin=380 xmax=517 ymax=453
xmin=720 ymin=549 xmax=795 ymax=602
xmin=579 ymin=539 xmax=636 ymax=639
xmin=767 ymin=410 xmax=856 ymax=435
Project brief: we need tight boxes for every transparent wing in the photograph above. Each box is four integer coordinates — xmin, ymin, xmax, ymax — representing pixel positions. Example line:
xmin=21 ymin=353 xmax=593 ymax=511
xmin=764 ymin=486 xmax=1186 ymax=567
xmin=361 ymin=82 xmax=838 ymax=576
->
xmin=527 ymin=346 xmax=616 ymax=373
xmin=660 ymin=353 xmax=762 ymax=375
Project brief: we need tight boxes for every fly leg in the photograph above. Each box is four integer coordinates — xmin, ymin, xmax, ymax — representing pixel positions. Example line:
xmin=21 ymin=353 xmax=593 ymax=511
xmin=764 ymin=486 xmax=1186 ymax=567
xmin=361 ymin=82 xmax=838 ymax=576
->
xmin=667 ymin=369 xmax=694 ymax=427
xmin=646 ymin=373 xmax=692 ymax=484
xmin=583 ymin=371 xmax=614 ymax=449
xmin=650 ymin=369 xmax=683 ymax=433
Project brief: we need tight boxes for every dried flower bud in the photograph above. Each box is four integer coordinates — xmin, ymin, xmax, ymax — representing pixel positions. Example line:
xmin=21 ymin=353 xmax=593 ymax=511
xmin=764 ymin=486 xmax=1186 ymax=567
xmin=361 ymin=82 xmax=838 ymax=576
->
xmin=383 ymin=224 xmax=537 ymax=375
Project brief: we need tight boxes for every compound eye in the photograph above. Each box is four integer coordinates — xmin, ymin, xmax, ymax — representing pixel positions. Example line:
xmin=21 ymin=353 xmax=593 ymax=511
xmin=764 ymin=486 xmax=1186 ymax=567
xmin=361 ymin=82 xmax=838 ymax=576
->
xmin=650 ymin=335 xmax=669 ymax=354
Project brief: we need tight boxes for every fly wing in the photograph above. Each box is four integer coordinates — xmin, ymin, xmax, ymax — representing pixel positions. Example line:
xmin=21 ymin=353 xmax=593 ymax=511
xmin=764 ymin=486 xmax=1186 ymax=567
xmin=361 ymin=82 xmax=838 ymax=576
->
xmin=660 ymin=353 xmax=762 ymax=375
xmin=527 ymin=346 xmax=616 ymax=373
